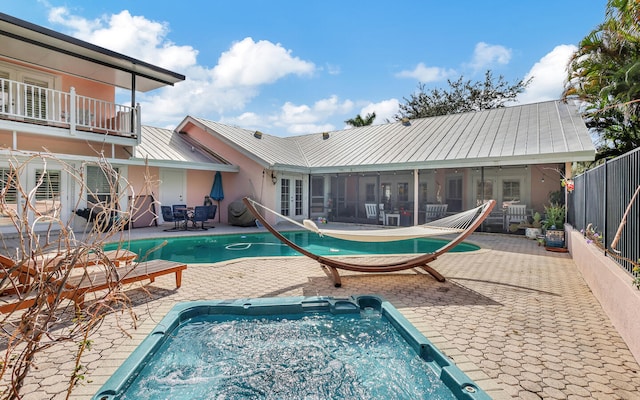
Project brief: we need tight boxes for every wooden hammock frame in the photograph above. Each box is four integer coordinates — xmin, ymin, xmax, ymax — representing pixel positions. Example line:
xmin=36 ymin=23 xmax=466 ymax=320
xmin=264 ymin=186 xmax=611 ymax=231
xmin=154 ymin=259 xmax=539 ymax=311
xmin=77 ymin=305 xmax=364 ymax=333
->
xmin=243 ymin=197 xmax=496 ymax=287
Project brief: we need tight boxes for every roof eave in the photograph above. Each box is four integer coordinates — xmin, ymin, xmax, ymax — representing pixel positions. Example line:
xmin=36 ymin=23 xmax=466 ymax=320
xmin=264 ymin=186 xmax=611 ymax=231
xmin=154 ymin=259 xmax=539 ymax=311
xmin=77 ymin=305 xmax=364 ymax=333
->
xmin=0 ymin=12 xmax=185 ymax=92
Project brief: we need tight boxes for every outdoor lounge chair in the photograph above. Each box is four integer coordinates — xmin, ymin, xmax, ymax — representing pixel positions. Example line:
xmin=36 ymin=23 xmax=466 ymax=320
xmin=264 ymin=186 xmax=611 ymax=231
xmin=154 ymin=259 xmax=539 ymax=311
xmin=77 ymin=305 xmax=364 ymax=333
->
xmin=64 ymin=259 xmax=187 ymax=309
xmin=243 ymin=197 xmax=495 ymax=287
xmin=0 ymin=249 xmax=185 ymax=312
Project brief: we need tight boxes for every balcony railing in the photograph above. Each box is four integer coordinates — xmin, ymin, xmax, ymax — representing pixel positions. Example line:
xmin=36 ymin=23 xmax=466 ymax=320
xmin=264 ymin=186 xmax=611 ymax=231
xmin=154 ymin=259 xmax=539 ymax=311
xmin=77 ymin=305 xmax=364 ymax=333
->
xmin=0 ymin=78 xmax=139 ymax=140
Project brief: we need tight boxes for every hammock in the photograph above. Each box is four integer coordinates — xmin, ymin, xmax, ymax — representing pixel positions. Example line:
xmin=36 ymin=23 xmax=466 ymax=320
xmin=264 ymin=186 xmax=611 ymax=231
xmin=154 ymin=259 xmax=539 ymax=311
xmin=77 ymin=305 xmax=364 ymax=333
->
xmin=242 ymin=197 xmax=496 ymax=287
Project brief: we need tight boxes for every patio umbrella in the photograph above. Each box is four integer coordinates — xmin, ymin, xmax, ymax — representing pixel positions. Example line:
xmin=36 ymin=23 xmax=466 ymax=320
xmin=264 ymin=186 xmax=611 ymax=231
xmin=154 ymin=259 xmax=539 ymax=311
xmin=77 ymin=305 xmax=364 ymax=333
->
xmin=210 ymin=171 xmax=224 ymax=222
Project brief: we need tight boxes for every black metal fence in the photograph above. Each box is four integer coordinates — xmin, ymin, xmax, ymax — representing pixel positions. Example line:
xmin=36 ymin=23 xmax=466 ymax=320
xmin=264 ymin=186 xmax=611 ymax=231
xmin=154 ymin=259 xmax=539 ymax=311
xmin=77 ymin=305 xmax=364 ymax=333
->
xmin=568 ymin=147 xmax=640 ymax=277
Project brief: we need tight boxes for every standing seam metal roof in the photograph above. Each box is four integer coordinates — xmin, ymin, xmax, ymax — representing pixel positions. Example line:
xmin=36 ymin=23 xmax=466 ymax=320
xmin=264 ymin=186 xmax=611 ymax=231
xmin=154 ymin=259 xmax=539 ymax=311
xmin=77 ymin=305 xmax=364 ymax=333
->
xmin=184 ymin=100 xmax=594 ymax=171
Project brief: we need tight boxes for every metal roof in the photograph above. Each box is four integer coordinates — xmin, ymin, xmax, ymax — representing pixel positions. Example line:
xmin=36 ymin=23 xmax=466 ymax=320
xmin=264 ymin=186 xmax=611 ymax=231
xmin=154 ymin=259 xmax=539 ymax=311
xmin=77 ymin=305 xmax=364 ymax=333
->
xmin=185 ymin=117 xmax=309 ymax=170
xmin=180 ymin=100 xmax=595 ymax=173
xmin=296 ymin=101 xmax=594 ymax=172
xmin=0 ymin=13 xmax=184 ymax=92
xmin=133 ymin=125 xmax=237 ymax=171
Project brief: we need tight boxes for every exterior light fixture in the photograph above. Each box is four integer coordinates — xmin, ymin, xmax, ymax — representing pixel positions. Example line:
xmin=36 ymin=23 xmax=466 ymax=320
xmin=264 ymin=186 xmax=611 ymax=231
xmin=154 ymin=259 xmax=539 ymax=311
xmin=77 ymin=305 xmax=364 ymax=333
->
xmin=271 ymin=172 xmax=277 ymax=185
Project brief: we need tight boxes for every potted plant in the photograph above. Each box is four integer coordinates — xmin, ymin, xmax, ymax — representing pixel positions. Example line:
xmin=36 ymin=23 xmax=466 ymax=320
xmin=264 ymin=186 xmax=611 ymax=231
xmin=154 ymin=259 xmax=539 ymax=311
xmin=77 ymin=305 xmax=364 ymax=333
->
xmin=524 ymin=211 xmax=543 ymax=239
xmin=543 ymin=203 xmax=566 ymax=248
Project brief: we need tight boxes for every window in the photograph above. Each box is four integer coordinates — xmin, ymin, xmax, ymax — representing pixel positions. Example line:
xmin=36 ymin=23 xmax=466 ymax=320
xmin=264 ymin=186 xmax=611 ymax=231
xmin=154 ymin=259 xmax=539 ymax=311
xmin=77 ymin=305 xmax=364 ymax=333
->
xmin=0 ymin=71 xmax=10 ymax=113
xmin=294 ymin=179 xmax=303 ymax=216
xmin=0 ymin=167 xmax=18 ymax=225
xmin=35 ymin=169 xmax=61 ymax=217
xmin=365 ymin=183 xmax=375 ymax=202
xmin=310 ymin=176 xmax=325 ymax=213
xmin=446 ymin=177 xmax=463 ymax=211
xmin=87 ymin=165 xmax=118 ymax=205
xmin=397 ymin=182 xmax=409 ymax=202
xmin=381 ymin=183 xmax=391 ymax=206
xmin=0 ymin=167 xmax=18 ymax=203
xmin=280 ymin=178 xmax=290 ymax=216
xmin=476 ymin=180 xmax=493 ymax=205
xmin=503 ymin=180 xmax=521 ymax=203
xmin=24 ymin=77 xmax=48 ymax=120
xmin=419 ymin=183 xmax=428 ymax=204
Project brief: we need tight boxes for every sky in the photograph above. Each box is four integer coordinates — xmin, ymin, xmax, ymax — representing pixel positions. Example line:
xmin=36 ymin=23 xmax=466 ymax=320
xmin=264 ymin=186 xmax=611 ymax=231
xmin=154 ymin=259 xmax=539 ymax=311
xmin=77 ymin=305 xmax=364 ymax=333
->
xmin=3 ymin=1 xmax=607 ymax=137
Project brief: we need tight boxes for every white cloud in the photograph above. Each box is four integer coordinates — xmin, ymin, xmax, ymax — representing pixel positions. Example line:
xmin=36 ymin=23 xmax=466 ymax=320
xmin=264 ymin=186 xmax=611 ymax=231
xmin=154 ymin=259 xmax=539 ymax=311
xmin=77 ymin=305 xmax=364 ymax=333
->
xmin=395 ymin=63 xmax=456 ymax=82
xmin=516 ymin=44 xmax=577 ymax=105
xmin=49 ymin=8 xmax=198 ymax=71
xmin=46 ymin=7 xmax=322 ymax=131
xmin=212 ymin=38 xmax=315 ymax=88
xmin=468 ymin=42 xmax=511 ymax=71
xmin=359 ymin=99 xmax=400 ymax=125
xmin=270 ymin=96 xmax=355 ymax=135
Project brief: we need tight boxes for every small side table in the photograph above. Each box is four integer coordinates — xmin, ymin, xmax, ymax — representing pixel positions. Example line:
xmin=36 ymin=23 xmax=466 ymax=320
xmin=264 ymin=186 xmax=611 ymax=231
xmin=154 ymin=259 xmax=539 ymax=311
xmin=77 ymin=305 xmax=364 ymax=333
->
xmin=385 ymin=213 xmax=400 ymax=226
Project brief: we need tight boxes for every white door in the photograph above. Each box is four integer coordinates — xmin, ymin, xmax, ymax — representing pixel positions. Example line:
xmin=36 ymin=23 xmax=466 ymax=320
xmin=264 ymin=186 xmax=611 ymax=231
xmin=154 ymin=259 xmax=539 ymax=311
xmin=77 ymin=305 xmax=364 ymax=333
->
xmin=160 ymin=169 xmax=186 ymax=220
xmin=279 ymin=176 xmax=305 ymax=219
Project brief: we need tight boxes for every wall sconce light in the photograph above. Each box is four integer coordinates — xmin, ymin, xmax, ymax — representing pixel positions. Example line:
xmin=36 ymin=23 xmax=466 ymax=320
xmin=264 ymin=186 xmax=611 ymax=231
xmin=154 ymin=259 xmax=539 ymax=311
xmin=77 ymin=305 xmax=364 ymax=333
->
xmin=254 ymin=130 xmax=263 ymax=139
xmin=271 ymin=172 xmax=277 ymax=185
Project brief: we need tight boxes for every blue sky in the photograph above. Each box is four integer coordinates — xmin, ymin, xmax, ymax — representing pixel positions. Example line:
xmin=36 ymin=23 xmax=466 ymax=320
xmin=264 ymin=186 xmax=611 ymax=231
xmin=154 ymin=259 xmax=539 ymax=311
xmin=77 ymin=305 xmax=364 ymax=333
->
xmin=4 ymin=1 xmax=606 ymax=136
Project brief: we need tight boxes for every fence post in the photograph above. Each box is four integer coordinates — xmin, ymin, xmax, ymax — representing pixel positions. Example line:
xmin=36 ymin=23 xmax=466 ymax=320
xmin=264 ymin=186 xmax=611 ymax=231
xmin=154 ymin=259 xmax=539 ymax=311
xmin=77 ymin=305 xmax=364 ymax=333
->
xmin=603 ymin=159 xmax=608 ymax=257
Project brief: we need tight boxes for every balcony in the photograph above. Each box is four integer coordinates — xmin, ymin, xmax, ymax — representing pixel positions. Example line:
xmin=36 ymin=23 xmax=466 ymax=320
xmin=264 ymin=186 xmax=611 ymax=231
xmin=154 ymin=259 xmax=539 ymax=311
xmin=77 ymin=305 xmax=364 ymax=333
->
xmin=0 ymin=78 xmax=140 ymax=141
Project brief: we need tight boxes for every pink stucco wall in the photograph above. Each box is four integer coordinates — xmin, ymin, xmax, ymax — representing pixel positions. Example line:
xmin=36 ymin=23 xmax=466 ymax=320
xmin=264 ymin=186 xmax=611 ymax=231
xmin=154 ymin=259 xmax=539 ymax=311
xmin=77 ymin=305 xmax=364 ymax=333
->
xmin=567 ymin=226 xmax=640 ymax=363
xmin=181 ymin=123 xmax=278 ymax=224
xmin=127 ymin=165 xmax=160 ymax=197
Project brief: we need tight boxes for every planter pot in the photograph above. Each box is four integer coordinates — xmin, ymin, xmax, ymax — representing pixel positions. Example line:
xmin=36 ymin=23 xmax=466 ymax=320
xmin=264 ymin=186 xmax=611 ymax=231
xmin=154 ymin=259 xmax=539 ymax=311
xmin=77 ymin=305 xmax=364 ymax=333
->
xmin=545 ymin=229 xmax=565 ymax=248
xmin=525 ymin=227 xmax=542 ymax=240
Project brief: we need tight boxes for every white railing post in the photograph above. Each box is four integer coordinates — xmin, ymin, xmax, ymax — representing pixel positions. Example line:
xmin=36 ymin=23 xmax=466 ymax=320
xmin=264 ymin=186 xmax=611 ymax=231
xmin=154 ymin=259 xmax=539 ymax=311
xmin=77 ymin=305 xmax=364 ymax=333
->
xmin=69 ymin=86 xmax=76 ymax=135
xmin=135 ymin=103 xmax=141 ymax=144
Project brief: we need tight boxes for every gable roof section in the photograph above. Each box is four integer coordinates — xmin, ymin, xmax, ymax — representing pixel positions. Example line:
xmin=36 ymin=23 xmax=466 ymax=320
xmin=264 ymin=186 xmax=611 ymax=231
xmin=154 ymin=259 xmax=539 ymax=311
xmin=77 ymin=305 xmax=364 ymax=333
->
xmin=184 ymin=117 xmax=308 ymax=169
xmin=0 ymin=13 xmax=184 ymax=92
xmin=132 ymin=125 xmax=237 ymax=171
xmin=178 ymin=100 xmax=594 ymax=173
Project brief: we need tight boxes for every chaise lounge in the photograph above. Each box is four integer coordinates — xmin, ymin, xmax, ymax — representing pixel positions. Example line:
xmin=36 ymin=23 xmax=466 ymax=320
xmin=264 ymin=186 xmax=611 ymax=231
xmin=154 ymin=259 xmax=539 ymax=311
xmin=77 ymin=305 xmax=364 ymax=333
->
xmin=0 ymin=251 xmax=187 ymax=313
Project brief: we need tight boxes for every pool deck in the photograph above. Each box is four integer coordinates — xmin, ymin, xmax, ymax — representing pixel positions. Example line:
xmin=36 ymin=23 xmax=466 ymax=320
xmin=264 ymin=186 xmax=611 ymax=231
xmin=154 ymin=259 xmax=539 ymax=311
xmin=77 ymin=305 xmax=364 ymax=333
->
xmin=5 ymin=222 xmax=640 ymax=399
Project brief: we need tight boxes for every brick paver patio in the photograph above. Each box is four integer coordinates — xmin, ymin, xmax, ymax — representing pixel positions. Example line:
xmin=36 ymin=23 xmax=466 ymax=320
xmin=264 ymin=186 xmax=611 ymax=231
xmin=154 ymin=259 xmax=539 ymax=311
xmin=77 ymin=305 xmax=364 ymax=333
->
xmin=4 ymin=230 xmax=640 ymax=399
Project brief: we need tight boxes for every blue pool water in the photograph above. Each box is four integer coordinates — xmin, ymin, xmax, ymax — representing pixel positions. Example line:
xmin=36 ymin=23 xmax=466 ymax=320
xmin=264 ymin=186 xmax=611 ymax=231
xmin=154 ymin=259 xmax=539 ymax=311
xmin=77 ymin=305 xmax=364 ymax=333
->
xmin=105 ymin=231 xmax=478 ymax=264
xmin=93 ymin=296 xmax=490 ymax=400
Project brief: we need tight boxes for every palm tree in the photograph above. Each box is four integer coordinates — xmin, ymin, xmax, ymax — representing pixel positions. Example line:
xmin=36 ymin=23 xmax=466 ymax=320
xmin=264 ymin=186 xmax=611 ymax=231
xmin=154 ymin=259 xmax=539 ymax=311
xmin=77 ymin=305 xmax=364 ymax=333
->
xmin=345 ymin=112 xmax=376 ymax=127
xmin=563 ymin=0 xmax=640 ymax=160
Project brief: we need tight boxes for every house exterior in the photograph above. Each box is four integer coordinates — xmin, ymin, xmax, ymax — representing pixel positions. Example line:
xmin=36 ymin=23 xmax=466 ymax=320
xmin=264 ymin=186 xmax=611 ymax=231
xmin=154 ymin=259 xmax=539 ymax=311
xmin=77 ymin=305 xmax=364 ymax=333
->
xmin=0 ymin=13 xmax=237 ymax=235
xmin=176 ymin=100 xmax=595 ymax=229
xmin=0 ymin=12 xmax=596 ymax=236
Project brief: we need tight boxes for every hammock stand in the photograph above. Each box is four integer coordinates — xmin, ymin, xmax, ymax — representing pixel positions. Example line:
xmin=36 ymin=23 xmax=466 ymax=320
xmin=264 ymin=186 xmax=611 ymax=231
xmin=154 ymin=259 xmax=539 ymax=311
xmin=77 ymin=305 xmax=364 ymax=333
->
xmin=243 ymin=197 xmax=496 ymax=287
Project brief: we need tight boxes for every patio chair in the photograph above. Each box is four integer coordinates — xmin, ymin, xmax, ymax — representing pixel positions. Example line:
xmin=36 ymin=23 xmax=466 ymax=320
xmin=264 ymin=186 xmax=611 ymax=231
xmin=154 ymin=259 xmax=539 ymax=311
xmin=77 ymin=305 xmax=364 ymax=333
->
xmin=505 ymin=204 xmax=528 ymax=230
xmin=364 ymin=203 xmax=377 ymax=219
xmin=207 ymin=204 xmax=217 ymax=221
xmin=425 ymin=204 xmax=448 ymax=222
xmin=172 ymin=204 xmax=187 ymax=225
xmin=161 ymin=206 xmax=178 ymax=228
xmin=191 ymin=205 xmax=209 ymax=230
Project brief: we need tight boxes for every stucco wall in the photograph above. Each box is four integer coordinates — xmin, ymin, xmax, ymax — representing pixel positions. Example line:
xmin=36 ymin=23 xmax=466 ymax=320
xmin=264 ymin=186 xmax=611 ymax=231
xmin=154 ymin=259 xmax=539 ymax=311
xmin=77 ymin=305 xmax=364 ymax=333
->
xmin=567 ymin=226 xmax=640 ymax=363
xmin=181 ymin=123 xmax=278 ymax=224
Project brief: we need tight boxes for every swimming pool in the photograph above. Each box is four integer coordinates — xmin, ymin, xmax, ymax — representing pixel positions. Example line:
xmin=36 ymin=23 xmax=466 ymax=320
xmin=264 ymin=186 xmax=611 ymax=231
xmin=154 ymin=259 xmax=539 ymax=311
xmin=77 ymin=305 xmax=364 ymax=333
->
xmin=92 ymin=295 xmax=490 ymax=400
xmin=106 ymin=231 xmax=479 ymax=263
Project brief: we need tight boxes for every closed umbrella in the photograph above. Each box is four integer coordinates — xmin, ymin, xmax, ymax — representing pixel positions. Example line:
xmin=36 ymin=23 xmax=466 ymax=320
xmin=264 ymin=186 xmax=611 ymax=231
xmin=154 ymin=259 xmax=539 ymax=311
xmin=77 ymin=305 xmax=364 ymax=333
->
xmin=210 ymin=171 xmax=224 ymax=222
